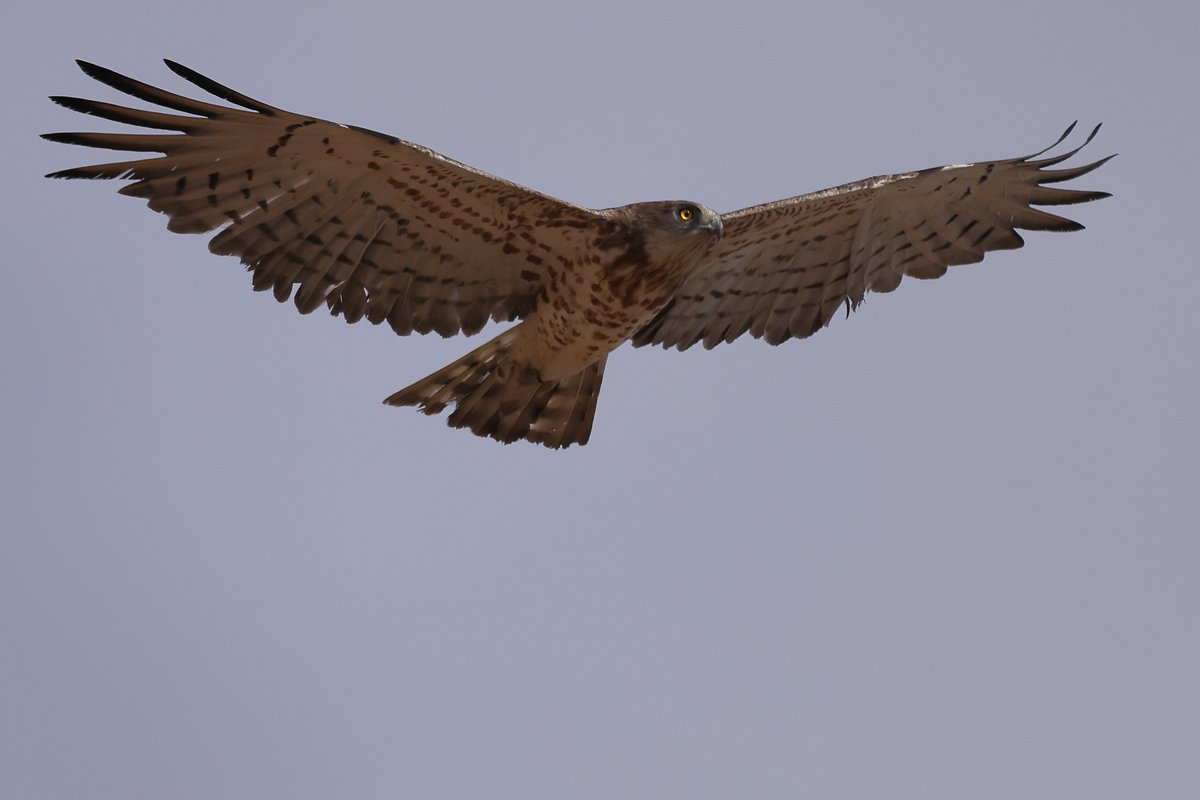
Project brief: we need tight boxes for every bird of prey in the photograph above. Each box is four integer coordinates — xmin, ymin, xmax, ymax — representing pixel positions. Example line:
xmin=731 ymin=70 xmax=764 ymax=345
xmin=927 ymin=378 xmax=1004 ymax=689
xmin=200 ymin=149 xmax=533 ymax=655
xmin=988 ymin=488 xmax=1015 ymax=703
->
xmin=45 ymin=60 xmax=1112 ymax=448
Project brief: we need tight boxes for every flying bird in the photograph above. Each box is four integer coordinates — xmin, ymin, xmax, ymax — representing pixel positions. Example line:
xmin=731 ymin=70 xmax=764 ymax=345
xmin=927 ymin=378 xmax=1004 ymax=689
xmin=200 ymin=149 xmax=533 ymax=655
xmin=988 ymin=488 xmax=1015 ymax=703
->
xmin=45 ymin=60 xmax=1112 ymax=448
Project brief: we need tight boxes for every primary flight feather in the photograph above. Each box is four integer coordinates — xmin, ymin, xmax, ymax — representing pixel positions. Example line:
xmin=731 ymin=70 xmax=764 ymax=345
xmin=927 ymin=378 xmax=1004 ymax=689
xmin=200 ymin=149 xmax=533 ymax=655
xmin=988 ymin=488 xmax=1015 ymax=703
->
xmin=45 ymin=60 xmax=1112 ymax=448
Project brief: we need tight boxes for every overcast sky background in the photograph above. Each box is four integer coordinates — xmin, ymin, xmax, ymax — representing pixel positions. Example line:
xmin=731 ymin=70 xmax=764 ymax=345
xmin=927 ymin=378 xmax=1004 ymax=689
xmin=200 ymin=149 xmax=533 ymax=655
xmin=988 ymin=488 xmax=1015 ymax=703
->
xmin=3 ymin=2 xmax=1197 ymax=798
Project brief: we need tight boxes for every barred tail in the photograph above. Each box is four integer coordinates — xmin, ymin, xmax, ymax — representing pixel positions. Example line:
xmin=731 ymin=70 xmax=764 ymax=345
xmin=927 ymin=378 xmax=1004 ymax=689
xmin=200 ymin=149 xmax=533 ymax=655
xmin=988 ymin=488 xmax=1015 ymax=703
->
xmin=384 ymin=328 xmax=607 ymax=448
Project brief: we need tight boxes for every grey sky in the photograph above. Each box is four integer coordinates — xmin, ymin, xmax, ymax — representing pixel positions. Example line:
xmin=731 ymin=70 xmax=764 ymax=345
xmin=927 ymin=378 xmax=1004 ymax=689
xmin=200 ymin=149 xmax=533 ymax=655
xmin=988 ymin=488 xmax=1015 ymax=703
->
xmin=3 ymin=1 xmax=1197 ymax=798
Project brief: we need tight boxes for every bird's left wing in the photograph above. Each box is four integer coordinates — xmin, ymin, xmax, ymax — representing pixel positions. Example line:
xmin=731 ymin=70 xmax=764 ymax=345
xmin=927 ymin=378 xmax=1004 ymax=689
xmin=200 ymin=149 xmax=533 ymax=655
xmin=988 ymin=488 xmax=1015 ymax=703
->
xmin=45 ymin=60 xmax=609 ymax=337
xmin=633 ymin=124 xmax=1112 ymax=351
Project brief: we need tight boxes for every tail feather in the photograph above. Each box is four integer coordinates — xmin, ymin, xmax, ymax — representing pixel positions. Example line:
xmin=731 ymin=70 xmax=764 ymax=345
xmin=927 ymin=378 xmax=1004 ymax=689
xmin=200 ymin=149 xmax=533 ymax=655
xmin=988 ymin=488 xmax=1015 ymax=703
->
xmin=385 ymin=328 xmax=606 ymax=448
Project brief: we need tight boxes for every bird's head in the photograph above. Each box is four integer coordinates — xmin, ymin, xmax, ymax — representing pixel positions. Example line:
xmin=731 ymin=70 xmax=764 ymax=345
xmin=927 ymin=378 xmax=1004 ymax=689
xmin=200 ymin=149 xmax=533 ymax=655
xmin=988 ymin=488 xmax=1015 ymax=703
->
xmin=604 ymin=200 xmax=723 ymax=257
xmin=651 ymin=201 xmax=723 ymax=242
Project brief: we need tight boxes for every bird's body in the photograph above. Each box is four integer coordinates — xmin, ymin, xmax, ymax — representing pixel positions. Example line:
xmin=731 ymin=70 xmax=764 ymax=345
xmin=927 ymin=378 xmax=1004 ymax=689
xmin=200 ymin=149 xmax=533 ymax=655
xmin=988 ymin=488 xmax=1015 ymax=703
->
xmin=513 ymin=201 xmax=724 ymax=382
xmin=384 ymin=201 xmax=723 ymax=445
xmin=45 ymin=61 xmax=1112 ymax=448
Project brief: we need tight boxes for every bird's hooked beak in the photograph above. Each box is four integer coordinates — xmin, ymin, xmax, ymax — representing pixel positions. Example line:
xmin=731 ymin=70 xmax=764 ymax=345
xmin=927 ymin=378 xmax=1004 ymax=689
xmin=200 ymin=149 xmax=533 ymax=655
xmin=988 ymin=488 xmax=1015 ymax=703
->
xmin=707 ymin=213 xmax=724 ymax=241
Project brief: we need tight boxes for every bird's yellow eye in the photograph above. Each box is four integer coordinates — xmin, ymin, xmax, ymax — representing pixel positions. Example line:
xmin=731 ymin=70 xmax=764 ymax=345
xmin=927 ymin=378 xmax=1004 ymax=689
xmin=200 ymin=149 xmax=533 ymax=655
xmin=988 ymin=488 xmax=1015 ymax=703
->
xmin=677 ymin=207 xmax=694 ymax=221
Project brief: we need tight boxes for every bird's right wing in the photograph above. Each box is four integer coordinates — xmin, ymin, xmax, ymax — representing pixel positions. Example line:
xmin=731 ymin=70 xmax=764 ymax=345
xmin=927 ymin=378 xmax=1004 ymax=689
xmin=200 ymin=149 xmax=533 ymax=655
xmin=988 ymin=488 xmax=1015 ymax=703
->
xmin=46 ymin=60 xmax=609 ymax=337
